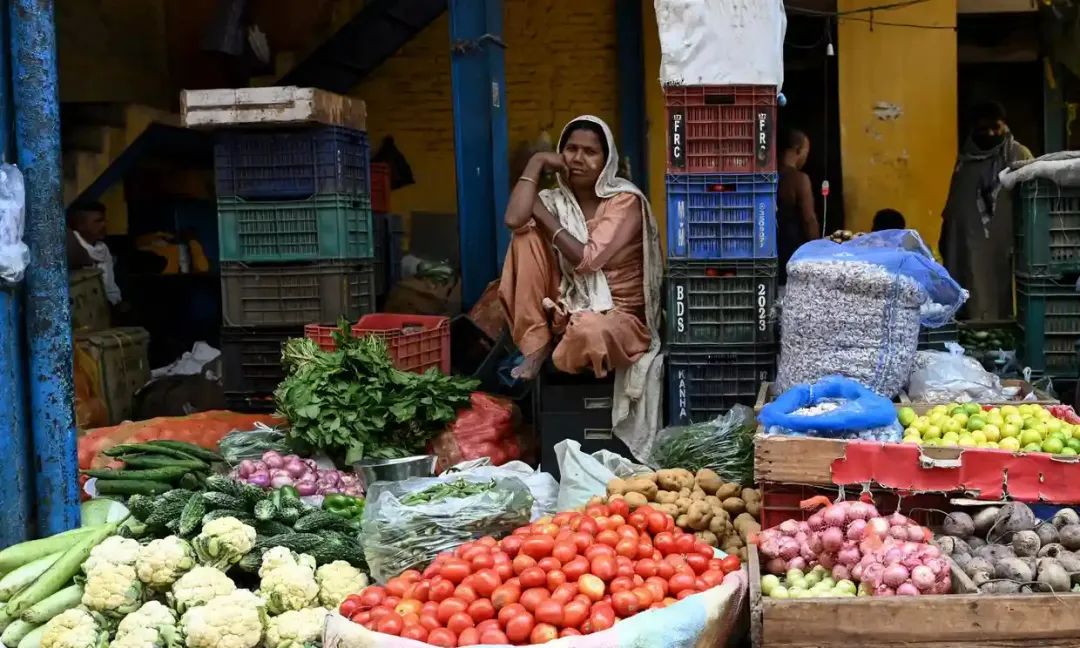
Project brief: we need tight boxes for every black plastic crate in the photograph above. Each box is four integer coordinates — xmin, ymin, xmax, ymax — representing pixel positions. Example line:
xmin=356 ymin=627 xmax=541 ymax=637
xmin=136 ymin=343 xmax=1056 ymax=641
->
xmin=917 ymin=322 xmax=959 ymax=351
xmin=214 ymin=126 xmax=370 ymax=200
xmin=373 ymin=213 xmax=406 ymax=295
xmin=666 ymin=343 xmax=776 ymax=426
xmin=221 ymin=326 xmax=301 ymax=395
xmin=221 ymin=261 xmax=377 ymax=326
xmin=665 ymin=259 xmax=776 ymax=345
xmin=533 ymin=368 xmax=628 ymax=480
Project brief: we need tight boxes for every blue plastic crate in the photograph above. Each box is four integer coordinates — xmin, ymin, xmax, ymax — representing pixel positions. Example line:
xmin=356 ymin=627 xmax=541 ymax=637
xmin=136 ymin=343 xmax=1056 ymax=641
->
xmin=214 ymin=126 xmax=370 ymax=200
xmin=666 ymin=173 xmax=777 ymax=260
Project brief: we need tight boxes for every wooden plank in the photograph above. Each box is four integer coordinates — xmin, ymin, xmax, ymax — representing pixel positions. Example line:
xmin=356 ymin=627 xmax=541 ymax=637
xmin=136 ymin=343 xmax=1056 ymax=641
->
xmin=748 ymin=544 xmax=763 ymax=648
xmin=754 ymin=434 xmax=846 ymax=485
xmin=180 ymin=86 xmax=366 ymax=130
xmin=750 ymin=545 xmax=1080 ymax=647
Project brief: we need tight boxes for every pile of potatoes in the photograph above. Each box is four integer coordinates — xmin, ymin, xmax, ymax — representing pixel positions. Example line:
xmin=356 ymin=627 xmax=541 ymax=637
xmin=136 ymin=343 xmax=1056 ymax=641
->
xmin=602 ymin=468 xmax=761 ymax=561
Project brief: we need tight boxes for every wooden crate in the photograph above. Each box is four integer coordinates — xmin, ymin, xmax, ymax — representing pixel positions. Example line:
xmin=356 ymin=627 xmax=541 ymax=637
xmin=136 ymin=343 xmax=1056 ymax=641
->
xmin=749 ymin=544 xmax=1080 ymax=647
xmin=181 ymin=87 xmax=367 ymax=130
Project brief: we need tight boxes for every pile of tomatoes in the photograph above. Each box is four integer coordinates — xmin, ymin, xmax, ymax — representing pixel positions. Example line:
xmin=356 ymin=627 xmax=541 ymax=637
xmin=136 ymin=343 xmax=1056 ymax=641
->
xmin=339 ymin=502 xmax=743 ymax=646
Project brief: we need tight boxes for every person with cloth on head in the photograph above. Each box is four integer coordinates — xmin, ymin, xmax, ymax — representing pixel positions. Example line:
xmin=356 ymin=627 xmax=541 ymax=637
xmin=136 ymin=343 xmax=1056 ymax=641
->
xmin=940 ymin=101 xmax=1033 ymax=320
xmin=499 ymin=116 xmax=664 ymax=456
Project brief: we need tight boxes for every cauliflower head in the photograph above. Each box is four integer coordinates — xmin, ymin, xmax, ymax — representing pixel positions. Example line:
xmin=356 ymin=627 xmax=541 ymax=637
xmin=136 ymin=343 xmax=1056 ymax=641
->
xmin=193 ymin=517 xmax=256 ymax=570
xmin=168 ymin=566 xmax=237 ymax=615
xmin=258 ymin=548 xmax=315 ymax=580
xmin=116 ymin=601 xmax=177 ymax=639
xmin=111 ymin=625 xmax=184 ymax=648
xmin=82 ymin=563 xmax=143 ymax=619
xmin=258 ymin=563 xmax=318 ymax=615
xmin=82 ymin=536 xmax=141 ymax=574
xmin=314 ymin=562 xmax=368 ymax=608
xmin=263 ymin=608 xmax=328 ymax=648
xmin=41 ymin=608 xmax=108 ymax=648
xmin=137 ymin=537 xmax=197 ymax=591
xmin=181 ymin=590 xmax=266 ymax=648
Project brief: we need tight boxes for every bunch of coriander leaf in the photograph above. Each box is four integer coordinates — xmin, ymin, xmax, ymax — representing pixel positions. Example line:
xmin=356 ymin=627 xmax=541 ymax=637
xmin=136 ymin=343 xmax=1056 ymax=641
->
xmin=274 ymin=323 xmax=478 ymax=463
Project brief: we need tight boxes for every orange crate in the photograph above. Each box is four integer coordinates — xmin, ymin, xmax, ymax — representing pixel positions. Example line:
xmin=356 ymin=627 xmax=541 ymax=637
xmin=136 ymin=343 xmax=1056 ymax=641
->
xmin=371 ymin=162 xmax=391 ymax=213
xmin=304 ymin=313 xmax=449 ymax=374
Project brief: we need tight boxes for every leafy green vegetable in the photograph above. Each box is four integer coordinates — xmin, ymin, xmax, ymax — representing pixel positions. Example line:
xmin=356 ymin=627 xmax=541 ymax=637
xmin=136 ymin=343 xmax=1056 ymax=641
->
xmin=649 ymin=404 xmax=757 ymax=485
xmin=275 ymin=324 xmax=477 ymax=462
xmin=401 ymin=479 xmax=496 ymax=506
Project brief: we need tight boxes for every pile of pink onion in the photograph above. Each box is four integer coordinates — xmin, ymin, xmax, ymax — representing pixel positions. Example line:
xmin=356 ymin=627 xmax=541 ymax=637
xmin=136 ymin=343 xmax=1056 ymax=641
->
xmin=758 ymin=500 xmax=950 ymax=596
xmin=228 ymin=450 xmax=364 ymax=497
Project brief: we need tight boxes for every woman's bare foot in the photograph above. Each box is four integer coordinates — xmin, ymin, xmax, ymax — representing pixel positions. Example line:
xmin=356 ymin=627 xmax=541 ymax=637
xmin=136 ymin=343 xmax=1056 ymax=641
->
xmin=511 ymin=344 xmax=551 ymax=380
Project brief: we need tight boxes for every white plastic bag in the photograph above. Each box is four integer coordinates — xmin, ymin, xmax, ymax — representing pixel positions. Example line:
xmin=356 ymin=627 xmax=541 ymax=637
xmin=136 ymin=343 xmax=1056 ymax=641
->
xmin=0 ymin=164 xmax=28 ymax=283
xmin=554 ymin=439 xmax=651 ymax=511
xmin=441 ymin=459 xmax=559 ymax=521
xmin=907 ymin=348 xmax=1007 ymax=403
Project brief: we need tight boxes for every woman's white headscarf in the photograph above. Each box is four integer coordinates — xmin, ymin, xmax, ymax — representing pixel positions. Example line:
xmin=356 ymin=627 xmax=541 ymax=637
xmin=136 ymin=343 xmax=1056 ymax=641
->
xmin=537 ymin=115 xmax=664 ymax=460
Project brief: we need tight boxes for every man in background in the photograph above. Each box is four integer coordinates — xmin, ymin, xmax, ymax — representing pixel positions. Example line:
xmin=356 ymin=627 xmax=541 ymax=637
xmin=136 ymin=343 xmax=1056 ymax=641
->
xmin=776 ymin=129 xmax=819 ymax=285
xmin=940 ymin=101 xmax=1033 ymax=320
xmin=67 ymin=201 xmax=122 ymax=305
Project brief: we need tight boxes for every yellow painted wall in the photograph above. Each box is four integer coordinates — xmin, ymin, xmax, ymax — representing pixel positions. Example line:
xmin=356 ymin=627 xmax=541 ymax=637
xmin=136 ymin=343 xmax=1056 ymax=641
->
xmin=351 ymin=0 xmax=619 ymax=218
xmin=837 ymin=0 xmax=958 ymax=249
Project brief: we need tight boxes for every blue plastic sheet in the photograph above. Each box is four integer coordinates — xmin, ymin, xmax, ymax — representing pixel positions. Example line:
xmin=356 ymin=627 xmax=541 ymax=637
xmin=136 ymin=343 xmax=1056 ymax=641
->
xmin=759 ymin=376 xmax=902 ymax=442
xmin=789 ymin=229 xmax=968 ymax=327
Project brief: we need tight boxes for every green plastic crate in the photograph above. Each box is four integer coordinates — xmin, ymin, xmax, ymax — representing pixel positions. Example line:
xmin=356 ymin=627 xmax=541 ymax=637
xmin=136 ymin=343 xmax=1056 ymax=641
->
xmin=220 ymin=261 xmax=376 ymax=326
xmin=1015 ymin=180 xmax=1080 ymax=275
xmin=1017 ymin=274 xmax=1080 ymax=377
xmin=217 ymin=194 xmax=373 ymax=263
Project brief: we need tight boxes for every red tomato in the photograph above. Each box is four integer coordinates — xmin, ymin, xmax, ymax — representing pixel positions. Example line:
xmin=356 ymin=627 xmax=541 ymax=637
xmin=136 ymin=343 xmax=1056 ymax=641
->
xmin=677 ymin=589 xmax=696 ymax=600
xmin=634 ymin=558 xmax=658 ymax=578
xmin=636 ymin=542 xmax=655 ymax=560
xmin=470 ymin=568 xmax=501 ymax=597
xmin=422 ymin=564 xmax=440 ymax=579
xmin=453 ymin=584 xmax=478 ymax=604
xmin=584 ymin=544 xmax=615 ymax=561
xmin=530 ymin=623 xmax=558 ymax=644
xmin=686 ymin=554 xmax=709 ymax=574
xmin=367 ymin=607 xmax=391 ymax=623
xmin=552 ymin=512 xmax=574 ymax=527
xmin=500 ymin=535 xmax=523 ymax=557
xmin=585 ymin=504 xmax=610 ymax=517
xmin=519 ymin=566 xmax=546 ymax=589
xmin=578 ymin=574 xmax=606 ymax=602
xmin=521 ymin=534 xmax=556 ymax=560
xmin=358 ymin=586 xmax=386 ymax=607
xmin=505 ymin=577 xmax=521 ymax=590
xmin=611 ymin=591 xmax=641 ymax=618
xmin=547 ymin=569 xmax=567 ymax=590
xmin=562 ymin=556 xmax=590 ymax=581
xmin=669 ymin=573 xmax=697 ymax=595
xmin=339 ymin=599 xmax=360 ymax=618
xmin=570 ymin=532 xmax=593 ymax=552
xmin=497 ymin=603 xmax=527 ymax=627
xmin=627 ymin=511 xmax=647 ymax=529
xmin=461 ymin=545 xmax=486 ymax=562
xmin=446 ymin=611 xmax=474 ymax=636
xmin=426 ymin=628 xmax=457 ymax=647
xmin=394 ymin=599 xmax=422 ymax=617
xmin=475 ymin=619 xmax=500 ymax=634
xmin=512 ymin=554 xmax=537 ymax=575
xmin=615 ymin=538 xmax=638 ymax=559
xmin=657 ymin=560 xmax=676 ymax=579
xmin=575 ymin=516 xmax=599 ymax=535
xmin=400 ymin=625 xmax=428 ymax=641
xmin=653 ymin=532 xmax=675 ymax=556
xmin=550 ymin=582 xmax=578 ymax=604
xmin=590 ymin=555 xmax=617 ymax=581
xmin=477 ymin=535 xmax=498 ymax=548
xmin=422 ymin=601 xmax=439 ymax=617
xmin=615 ymin=562 xmax=635 ymax=580
xmin=494 ymin=562 xmax=513 ymax=581
xmin=646 ymin=511 xmax=670 ymax=535
xmin=674 ymin=534 xmax=696 ymax=555
xmin=437 ymin=597 xmax=468 ymax=624
xmin=479 ymin=629 xmax=509 ymax=643
xmin=491 ymin=584 xmax=520 ymax=610
xmin=533 ymin=599 xmax=564 ymax=626
xmin=596 ymin=529 xmax=620 ymax=548
xmin=349 ymin=610 xmax=370 ymax=625
xmin=440 ymin=559 xmax=472 ymax=585
xmin=466 ymin=598 xmax=495 ymax=623
xmin=456 ymin=627 xmax=480 ymax=646
xmin=645 ymin=576 xmax=669 ymax=598
xmin=383 ymin=596 xmax=401 ymax=609
xmin=385 ymin=577 xmax=408 ymax=598
xmin=588 ymin=605 xmax=616 ymax=632
xmin=375 ymin=612 xmax=403 ymax=636
xmin=537 ymin=557 xmax=562 ymax=573
xmin=694 ymin=542 xmax=715 ymax=558
xmin=608 ymin=498 xmax=630 ymax=517
xmin=551 ymin=541 xmax=578 ymax=564
xmin=631 ymin=586 xmax=655 ymax=608
xmin=720 ymin=555 xmax=742 ymax=573
xmin=609 ymin=577 xmax=634 ymax=593
xmin=562 ymin=598 xmax=589 ymax=628
xmin=419 ymin=613 xmax=441 ymax=631
xmin=520 ymin=587 xmax=550 ymax=613
xmin=403 ymin=580 xmax=430 ymax=603
xmin=504 ymin=612 xmax=536 ymax=643
xmin=470 ymin=552 xmax=495 ymax=571
xmin=700 ymin=569 xmax=725 ymax=588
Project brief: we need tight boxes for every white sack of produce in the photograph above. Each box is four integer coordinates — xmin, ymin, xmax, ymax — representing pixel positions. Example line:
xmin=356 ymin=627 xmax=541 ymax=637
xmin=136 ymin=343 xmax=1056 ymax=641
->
xmin=553 ymin=440 xmax=651 ymax=512
xmin=777 ymin=230 xmax=967 ymax=398
xmin=323 ymin=570 xmax=747 ymax=648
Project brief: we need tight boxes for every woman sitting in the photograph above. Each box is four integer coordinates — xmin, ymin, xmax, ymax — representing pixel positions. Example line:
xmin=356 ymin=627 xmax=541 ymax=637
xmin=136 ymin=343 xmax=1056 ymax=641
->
xmin=499 ymin=116 xmax=663 ymax=453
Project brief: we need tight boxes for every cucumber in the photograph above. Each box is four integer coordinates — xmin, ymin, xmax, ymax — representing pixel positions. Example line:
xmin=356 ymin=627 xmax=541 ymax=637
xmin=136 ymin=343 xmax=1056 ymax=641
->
xmin=0 ymin=529 xmax=96 ymax=573
xmin=2 ymin=620 xmax=35 ymax=647
xmin=144 ymin=440 xmax=223 ymax=462
xmin=179 ymin=496 xmax=207 ymax=538
xmin=94 ymin=480 xmax=172 ymax=496
xmin=82 ymin=466 xmax=193 ymax=482
xmin=0 ymin=554 xmax=61 ymax=601
xmin=116 ymin=455 xmax=207 ymax=470
xmin=103 ymin=444 xmax=202 ymax=461
xmin=20 ymin=586 xmax=82 ymax=625
xmin=15 ymin=625 xmax=42 ymax=648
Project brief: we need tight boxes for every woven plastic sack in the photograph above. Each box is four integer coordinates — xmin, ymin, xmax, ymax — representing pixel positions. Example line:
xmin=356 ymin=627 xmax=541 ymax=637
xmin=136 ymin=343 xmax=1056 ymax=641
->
xmin=759 ymin=376 xmax=902 ymax=441
xmin=361 ymin=474 xmax=533 ymax=583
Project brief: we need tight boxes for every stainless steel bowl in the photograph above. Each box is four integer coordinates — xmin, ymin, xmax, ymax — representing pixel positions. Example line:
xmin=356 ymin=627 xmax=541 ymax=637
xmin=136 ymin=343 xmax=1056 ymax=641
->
xmin=353 ymin=454 xmax=438 ymax=488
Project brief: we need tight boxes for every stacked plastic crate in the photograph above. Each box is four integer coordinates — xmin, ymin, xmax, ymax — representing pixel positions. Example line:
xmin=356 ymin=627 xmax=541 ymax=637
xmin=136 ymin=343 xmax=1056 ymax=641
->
xmin=1013 ymin=179 xmax=1080 ymax=381
xmin=663 ymin=85 xmax=779 ymax=425
xmin=215 ymin=125 xmax=377 ymax=411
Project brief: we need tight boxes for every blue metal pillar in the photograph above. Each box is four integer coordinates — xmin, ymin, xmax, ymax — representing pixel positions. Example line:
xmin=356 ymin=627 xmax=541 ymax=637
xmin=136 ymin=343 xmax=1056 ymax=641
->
xmin=449 ymin=0 xmax=510 ymax=307
xmin=11 ymin=0 xmax=79 ymax=534
xmin=0 ymin=0 xmax=32 ymax=546
xmin=615 ymin=0 xmax=647 ymax=191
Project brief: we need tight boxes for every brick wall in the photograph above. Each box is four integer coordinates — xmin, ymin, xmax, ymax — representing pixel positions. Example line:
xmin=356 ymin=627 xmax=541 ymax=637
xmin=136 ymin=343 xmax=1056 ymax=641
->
xmin=351 ymin=0 xmax=618 ymax=218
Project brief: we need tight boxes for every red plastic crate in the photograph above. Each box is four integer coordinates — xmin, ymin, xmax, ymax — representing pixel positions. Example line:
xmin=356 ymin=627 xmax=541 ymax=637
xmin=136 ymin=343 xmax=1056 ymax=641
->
xmin=665 ymin=85 xmax=777 ymax=174
xmin=760 ymin=483 xmax=948 ymax=530
xmin=370 ymin=162 xmax=391 ymax=213
xmin=304 ymin=313 xmax=449 ymax=374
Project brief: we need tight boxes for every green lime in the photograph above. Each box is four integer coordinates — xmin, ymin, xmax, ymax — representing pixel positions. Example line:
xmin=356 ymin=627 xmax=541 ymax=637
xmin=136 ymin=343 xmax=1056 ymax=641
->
xmin=1042 ymin=438 xmax=1065 ymax=454
xmin=1066 ymin=438 xmax=1080 ymax=452
xmin=1023 ymin=443 xmax=1043 ymax=453
xmin=1061 ymin=447 xmax=1078 ymax=457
